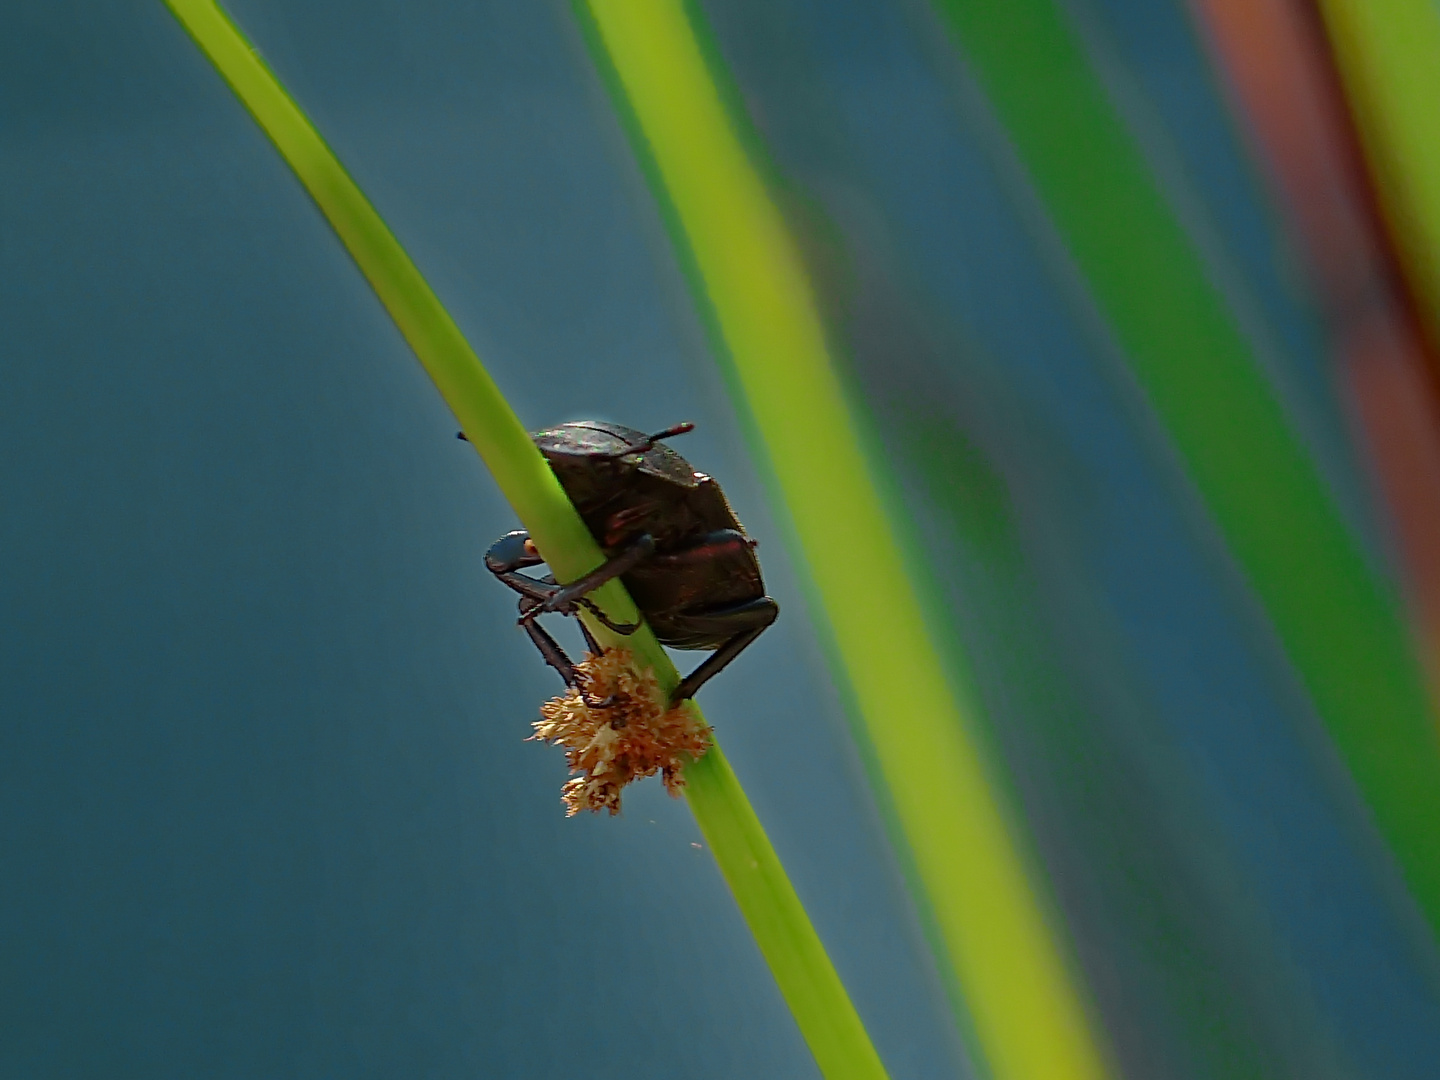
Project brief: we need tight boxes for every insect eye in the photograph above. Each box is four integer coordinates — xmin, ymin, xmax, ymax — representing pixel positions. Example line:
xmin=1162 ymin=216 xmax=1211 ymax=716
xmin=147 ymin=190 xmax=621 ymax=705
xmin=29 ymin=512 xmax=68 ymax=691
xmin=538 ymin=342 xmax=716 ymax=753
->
xmin=523 ymin=538 xmax=539 ymax=557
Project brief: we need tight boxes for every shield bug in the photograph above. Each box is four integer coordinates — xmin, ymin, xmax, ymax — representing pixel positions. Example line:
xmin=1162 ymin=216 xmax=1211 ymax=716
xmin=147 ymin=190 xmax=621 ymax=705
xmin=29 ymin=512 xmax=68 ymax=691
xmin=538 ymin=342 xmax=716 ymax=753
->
xmin=477 ymin=421 xmax=778 ymax=703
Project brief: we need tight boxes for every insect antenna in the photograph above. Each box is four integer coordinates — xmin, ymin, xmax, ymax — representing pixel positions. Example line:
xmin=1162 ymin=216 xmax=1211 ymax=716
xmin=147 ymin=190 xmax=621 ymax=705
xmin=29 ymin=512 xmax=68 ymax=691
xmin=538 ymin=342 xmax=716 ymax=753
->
xmin=637 ymin=421 xmax=695 ymax=448
xmin=462 ymin=422 xmax=693 ymax=456
xmin=602 ymin=421 xmax=696 ymax=460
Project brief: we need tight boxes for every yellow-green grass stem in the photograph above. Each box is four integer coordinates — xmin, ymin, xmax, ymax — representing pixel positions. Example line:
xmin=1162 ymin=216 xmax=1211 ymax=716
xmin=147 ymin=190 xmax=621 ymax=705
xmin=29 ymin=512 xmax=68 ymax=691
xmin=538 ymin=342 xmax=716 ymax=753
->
xmin=160 ymin=3 xmax=888 ymax=1077
xmin=576 ymin=3 xmax=1113 ymax=1079
xmin=1315 ymin=0 xmax=1440 ymax=348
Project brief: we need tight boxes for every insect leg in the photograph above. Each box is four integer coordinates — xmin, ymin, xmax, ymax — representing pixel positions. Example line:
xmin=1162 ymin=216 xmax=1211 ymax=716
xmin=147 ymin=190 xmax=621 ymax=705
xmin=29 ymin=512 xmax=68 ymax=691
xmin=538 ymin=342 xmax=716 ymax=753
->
xmin=518 ymin=597 xmax=616 ymax=708
xmin=565 ymin=596 xmax=638 ymax=636
xmin=487 ymin=527 xmax=643 ymax=651
xmin=486 ymin=531 xmax=560 ymax=606
xmin=538 ymin=533 xmax=656 ymax=625
xmin=518 ymin=600 xmax=581 ymax=687
xmin=668 ymin=596 xmax=779 ymax=702
xmin=577 ymin=616 xmax=603 ymax=657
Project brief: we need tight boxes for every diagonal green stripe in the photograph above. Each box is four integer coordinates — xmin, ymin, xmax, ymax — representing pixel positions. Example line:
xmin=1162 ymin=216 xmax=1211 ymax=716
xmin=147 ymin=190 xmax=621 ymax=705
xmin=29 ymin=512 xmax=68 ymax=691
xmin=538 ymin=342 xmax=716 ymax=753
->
xmin=929 ymin=0 xmax=1440 ymax=928
xmin=575 ymin=2 xmax=1115 ymax=1078
xmin=159 ymin=4 xmax=886 ymax=1076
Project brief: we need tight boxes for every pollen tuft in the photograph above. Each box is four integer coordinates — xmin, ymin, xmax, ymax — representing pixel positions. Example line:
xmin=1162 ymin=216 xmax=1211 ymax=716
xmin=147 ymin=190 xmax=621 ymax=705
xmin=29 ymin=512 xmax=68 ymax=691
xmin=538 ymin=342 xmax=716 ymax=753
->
xmin=531 ymin=647 xmax=712 ymax=816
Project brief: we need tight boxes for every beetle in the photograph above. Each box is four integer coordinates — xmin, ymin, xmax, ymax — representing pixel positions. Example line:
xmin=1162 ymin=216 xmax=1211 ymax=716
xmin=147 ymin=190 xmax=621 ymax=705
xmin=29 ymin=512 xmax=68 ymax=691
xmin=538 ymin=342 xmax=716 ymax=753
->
xmin=475 ymin=420 xmax=778 ymax=704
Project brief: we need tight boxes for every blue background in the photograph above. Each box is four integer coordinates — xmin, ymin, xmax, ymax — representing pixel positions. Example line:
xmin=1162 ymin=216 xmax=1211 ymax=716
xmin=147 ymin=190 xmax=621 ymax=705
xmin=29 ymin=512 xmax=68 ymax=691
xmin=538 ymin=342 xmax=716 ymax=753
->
xmin=7 ymin=2 xmax=1440 ymax=1078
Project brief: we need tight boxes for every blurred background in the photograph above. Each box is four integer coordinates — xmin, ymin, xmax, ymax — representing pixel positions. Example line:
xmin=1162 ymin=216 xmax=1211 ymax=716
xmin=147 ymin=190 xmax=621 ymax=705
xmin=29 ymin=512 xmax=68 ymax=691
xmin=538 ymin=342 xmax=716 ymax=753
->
xmin=5 ymin=1 xmax=1440 ymax=1077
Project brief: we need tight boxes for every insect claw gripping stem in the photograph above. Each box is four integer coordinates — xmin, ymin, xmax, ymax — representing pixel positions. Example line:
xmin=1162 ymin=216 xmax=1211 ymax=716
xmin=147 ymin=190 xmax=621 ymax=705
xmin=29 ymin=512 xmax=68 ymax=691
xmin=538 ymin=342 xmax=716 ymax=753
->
xmin=517 ymin=597 xmax=616 ymax=708
xmin=574 ymin=596 xmax=641 ymax=636
xmin=537 ymin=533 xmax=656 ymax=616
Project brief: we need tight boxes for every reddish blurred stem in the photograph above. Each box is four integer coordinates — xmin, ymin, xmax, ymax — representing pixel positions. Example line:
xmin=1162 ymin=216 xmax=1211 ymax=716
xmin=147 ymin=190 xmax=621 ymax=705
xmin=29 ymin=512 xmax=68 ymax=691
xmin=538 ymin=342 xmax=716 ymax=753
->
xmin=1192 ymin=0 xmax=1440 ymax=689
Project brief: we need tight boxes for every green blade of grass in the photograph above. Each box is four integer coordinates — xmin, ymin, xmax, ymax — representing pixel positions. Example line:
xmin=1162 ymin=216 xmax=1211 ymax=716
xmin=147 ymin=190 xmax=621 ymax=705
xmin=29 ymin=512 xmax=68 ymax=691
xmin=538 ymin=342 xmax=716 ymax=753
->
xmin=573 ymin=3 xmax=1113 ymax=1079
xmin=159 ymin=3 xmax=887 ymax=1076
xmin=927 ymin=0 xmax=1440 ymax=928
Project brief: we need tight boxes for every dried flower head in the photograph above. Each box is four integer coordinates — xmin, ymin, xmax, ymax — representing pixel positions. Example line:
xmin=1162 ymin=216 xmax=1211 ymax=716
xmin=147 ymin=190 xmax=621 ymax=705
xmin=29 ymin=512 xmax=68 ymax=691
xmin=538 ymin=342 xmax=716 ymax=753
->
xmin=531 ymin=647 xmax=712 ymax=815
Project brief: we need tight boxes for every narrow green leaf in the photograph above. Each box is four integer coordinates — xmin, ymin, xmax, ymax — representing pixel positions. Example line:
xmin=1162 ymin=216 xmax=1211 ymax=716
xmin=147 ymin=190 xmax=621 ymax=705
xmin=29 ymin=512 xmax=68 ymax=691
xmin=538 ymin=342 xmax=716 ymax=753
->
xmin=928 ymin=0 xmax=1440 ymax=926
xmin=159 ymin=2 xmax=885 ymax=1075
xmin=573 ymin=3 xmax=1113 ymax=1079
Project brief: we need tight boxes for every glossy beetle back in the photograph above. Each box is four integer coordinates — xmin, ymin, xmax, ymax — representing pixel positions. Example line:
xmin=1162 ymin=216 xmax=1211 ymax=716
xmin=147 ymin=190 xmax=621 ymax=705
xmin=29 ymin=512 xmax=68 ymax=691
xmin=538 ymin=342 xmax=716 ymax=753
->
xmin=532 ymin=423 xmax=696 ymax=526
xmin=497 ymin=419 xmax=775 ymax=679
xmin=533 ymin=422 xmax=698 ymax=491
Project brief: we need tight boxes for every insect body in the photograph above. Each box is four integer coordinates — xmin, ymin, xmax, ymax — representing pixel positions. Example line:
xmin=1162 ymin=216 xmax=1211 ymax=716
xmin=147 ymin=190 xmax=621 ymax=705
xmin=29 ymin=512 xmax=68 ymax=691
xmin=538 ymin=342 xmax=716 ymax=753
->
xmin=482 ymin=421 xmax=778 ymax=703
